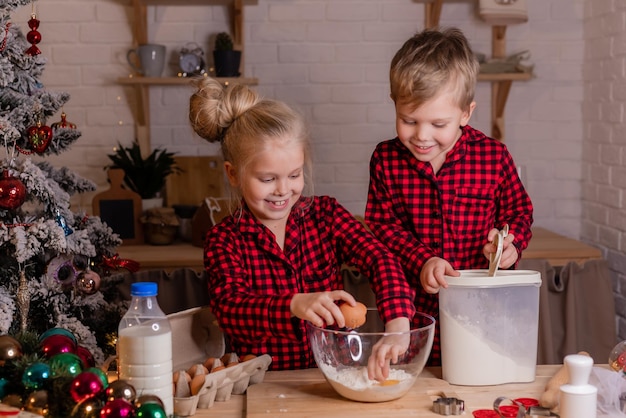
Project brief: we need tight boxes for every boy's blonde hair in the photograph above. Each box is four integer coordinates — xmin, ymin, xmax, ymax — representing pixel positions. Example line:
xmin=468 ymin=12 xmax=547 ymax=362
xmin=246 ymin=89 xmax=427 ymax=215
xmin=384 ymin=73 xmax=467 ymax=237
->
xmin=189 ymin=78 xmax=312 ymax=205
xmin=390 ymin=27 xmax=479 ymax=111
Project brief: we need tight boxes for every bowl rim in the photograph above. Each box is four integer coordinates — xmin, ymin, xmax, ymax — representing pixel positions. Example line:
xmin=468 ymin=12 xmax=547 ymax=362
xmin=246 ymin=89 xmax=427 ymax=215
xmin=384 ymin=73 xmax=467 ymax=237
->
xmin=305 ymin=311 xmax=436 ymax=337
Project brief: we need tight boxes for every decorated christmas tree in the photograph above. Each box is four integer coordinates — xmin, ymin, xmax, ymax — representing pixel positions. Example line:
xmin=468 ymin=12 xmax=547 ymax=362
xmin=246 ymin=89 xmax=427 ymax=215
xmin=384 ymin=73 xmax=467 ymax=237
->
xmin=0 ymin=0 xmax=132 ymax=374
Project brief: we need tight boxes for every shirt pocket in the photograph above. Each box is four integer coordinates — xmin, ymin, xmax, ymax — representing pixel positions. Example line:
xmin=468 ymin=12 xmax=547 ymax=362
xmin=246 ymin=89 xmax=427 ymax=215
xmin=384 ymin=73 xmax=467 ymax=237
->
xmin=451 ymin=187 xmax=496 ymax=240
xmin=301 ymin=259 xmax=338 ymax=293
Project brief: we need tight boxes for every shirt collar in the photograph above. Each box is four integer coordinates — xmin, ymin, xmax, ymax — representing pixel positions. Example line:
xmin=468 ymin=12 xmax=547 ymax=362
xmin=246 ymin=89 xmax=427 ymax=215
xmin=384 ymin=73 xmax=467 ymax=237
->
xmin=235 ymin=197 xmax=312 ymax=234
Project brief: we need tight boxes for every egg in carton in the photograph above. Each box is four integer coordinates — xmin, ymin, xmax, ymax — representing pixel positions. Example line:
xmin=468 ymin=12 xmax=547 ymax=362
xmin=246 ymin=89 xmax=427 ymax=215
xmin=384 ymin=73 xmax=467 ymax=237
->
xmin=167 ymin=307 xmax=272 ymax=416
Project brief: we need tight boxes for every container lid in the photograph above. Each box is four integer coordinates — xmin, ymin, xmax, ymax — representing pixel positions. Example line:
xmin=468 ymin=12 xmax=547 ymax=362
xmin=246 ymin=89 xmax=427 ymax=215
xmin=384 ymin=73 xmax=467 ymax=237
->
xmin=130 ymin=282 xmax=158 ymax=297
xmin=444 ymin=269 xmax=541 ymax=287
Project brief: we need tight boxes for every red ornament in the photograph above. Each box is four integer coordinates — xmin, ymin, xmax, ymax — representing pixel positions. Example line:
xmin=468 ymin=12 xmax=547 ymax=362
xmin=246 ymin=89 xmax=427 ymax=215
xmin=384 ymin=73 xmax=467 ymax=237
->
xmin=69 ymin=371 xmax=104 ymax=403
xmin=0 ymin=170 xmax=26 ymax=210
xmin=40 ymin=334 xmax=77 ymax=358
xmin=100 ymin=399 xmax=135 ymax=418
xmin=25 ymin=13 xmax=41 ymax=56
xmin=27 ymin=120 xmax=52 ymax=153
xmin=101 ymin=254 xmax=141 ymax=273
xmin=76 ymin=345 xmax=96 ymax=368
xmin=51 ymin=111 xmax=77 ymax=130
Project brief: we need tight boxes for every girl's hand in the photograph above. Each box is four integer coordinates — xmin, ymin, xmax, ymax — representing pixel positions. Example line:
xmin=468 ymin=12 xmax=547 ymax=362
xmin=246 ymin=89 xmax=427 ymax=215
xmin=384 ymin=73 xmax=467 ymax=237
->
xmin=483 ymin=228 xmax=518 ymax=269
xmin=419 ymin=257 xmax=459 ymax=294
xmin=367 ymin=317 xmax=410 ymax=381
xmin=290 ymin=290 xmax=356 ymax=328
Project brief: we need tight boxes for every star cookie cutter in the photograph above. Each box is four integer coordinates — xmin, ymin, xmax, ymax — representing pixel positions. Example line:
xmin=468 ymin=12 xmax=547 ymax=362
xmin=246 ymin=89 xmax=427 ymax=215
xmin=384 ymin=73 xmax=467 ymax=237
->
xmin=433 ymin=396 xmax=465 ymax=415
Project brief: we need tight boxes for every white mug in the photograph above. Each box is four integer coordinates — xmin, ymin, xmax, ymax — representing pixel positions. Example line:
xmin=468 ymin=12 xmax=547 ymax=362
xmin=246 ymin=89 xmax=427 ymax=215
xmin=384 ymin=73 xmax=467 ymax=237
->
xmin=127 ymin=44 xmax=166 ymax=77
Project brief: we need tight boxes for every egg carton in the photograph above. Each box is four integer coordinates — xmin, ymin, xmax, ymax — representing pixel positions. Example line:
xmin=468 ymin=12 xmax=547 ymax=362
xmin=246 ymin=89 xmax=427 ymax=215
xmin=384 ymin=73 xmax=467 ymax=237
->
xmin=167 ymin=306 xmax=273 ymax=416
xmin=173 ymin=354 xmax=272 ymax=416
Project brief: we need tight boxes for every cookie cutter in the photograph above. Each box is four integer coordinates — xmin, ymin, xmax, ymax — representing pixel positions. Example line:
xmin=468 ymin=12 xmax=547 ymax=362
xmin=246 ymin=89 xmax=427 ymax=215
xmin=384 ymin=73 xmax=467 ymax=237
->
xmin=433 ymin=396 xmax=465 ymax=415
xmin=493 ymin=397 xmax=559 ymax=417
xmin=525 ymin=406 xmax=560 ymax=417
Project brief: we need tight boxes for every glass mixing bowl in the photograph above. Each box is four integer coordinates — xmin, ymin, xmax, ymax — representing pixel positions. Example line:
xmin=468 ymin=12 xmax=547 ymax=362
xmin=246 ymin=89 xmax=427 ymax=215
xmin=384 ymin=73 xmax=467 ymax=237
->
xmin=306 ymin=310 xmax=435 ymax=402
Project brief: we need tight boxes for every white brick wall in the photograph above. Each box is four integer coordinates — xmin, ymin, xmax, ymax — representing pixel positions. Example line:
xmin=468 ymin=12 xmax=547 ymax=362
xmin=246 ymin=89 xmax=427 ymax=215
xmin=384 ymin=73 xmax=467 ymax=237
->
xmin=582 ymin=0 xmax=626 ymax=339
xmin=27 ymin=1 xmax=585 ymax=235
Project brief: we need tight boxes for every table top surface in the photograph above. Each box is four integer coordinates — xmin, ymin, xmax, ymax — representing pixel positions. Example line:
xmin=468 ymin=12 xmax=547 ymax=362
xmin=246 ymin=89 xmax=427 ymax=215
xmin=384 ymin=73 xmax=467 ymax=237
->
xmin=118 ymin=226 xmax=603 ymax=271
xmin=195 ymin=365 xmax=571 ymax=418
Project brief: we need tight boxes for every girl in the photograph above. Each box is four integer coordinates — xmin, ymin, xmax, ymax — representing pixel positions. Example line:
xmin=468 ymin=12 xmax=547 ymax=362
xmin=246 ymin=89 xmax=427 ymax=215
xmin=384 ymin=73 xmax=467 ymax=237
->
xmin=189 ymin=78 xmax=415 ymax=380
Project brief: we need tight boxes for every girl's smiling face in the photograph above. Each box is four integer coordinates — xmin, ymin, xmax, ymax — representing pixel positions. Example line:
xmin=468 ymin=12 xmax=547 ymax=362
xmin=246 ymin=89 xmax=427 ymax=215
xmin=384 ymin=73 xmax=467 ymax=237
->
xmin=395 ymin=83 xmax=475 ymax=174
xmin=226 ymin=136 xmax=305 ymax=229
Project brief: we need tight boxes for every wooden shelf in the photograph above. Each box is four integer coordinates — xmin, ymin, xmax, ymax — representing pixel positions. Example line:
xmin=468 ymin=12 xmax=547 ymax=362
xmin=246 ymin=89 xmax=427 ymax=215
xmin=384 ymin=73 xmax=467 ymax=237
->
xmin=416 ymin=0 xmax=533 ymax=141
xmin=117 ymin=75 xmax=259 ymax=86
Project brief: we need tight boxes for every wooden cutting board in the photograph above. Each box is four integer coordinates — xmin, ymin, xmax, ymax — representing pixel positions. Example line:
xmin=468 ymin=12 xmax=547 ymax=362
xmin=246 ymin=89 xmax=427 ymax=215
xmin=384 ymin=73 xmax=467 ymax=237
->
xmin=246 ymin=374 xmax=453 ymax=417
xmin=245 ymin=367 xmax=556 ymax=417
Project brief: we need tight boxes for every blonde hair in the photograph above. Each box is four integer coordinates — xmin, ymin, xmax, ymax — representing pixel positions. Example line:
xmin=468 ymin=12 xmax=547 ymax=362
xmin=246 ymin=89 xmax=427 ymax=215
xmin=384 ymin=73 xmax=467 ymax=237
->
xmin=389 ymin=27 xmax=479 ymax=111
xmin=189 ymin=78 xmax=312 ymax=206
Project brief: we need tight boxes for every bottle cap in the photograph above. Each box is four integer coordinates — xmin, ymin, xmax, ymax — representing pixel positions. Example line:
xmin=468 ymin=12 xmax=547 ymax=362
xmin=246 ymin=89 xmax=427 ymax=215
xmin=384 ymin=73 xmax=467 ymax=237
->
xmin=130 ymin=282 xmax=158 ymax=297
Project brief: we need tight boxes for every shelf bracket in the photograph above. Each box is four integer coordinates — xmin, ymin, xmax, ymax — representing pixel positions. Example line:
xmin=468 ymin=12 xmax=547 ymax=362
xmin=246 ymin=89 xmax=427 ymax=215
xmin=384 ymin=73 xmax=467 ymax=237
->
xmin=490 ymin=79 xmax=512 ymax=142
xmin=424 ymin=0 xmax=443 ymax=29
xmin=490 ymin=25 xmax=508 ymax=141
xmin=132 ymin=0 xmax=148 ymax=45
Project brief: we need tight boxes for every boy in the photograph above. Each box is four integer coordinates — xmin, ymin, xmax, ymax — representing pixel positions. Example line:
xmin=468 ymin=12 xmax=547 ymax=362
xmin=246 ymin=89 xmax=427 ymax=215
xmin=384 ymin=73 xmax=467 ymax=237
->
xmin=365 ymin=27 xmax=533 ymax=366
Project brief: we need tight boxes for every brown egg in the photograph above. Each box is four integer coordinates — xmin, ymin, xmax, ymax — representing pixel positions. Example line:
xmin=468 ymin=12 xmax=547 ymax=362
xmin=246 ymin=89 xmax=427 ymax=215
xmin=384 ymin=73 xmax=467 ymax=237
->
xmin=174 ymin=370 xmax=191 ymax=397
xmin=190 ymin=373 xmax=206 ymax=395
xmin=340 ymin=302 xmax=367 ymax=329
xmin=221 ymin=352 xmax=239 ymax=366
xmin=186 ymin=363 xmax=208 ymax=377
xmin=210 ymin=358 xmax=225 ymax=373
xmin=203 ymin=357 xmax=217 ymax=370
xmin=241 ymin=354 xmax=257 ymax=362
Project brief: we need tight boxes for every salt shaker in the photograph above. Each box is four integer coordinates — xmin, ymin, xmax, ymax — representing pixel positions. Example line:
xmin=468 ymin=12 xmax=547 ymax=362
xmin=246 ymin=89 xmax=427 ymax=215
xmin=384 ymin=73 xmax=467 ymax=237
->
xmin=559 ymin=354 xmax=597 ymax=418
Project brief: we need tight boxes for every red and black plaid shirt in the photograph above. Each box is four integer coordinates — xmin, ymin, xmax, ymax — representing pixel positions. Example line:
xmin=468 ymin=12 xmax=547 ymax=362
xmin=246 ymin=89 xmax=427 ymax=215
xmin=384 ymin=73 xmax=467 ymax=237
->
xmin=365 ymin=125 xmax=533 ymax=365
xmin=204 ymin=195 xmax=415 ymax=370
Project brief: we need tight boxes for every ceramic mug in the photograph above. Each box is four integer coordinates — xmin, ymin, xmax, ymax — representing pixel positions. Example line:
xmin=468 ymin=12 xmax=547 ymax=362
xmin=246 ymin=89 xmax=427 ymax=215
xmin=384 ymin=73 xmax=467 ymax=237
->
xmin=127 ymin=44 xmax=166 ymax=77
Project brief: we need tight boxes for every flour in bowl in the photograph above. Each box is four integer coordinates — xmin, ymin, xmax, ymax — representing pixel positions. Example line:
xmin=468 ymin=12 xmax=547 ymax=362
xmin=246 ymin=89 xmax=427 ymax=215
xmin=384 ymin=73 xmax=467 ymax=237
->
xmin=319 ymin=363 xmax=415 ymax=402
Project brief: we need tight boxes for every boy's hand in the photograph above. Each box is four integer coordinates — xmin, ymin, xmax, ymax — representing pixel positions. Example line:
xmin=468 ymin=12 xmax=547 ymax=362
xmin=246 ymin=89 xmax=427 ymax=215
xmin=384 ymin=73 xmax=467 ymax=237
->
xmin=290 ymin=290 xmax=356 ymax=328
xmin=367 ymin=317 xmax=410 ymax=381
xmin=419 ymin=257 xmax=459 ymax=294
xmin=483 ymin=228 xmax=518 ymax=269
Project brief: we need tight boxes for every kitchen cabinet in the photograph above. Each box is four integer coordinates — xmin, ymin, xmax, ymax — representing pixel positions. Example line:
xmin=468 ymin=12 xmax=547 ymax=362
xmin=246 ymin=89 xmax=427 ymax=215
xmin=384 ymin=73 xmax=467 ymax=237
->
xmin=119 ymin=0 xmax=258 ymax=155
xmin=417 ymin=0 xmax=533 ymax=141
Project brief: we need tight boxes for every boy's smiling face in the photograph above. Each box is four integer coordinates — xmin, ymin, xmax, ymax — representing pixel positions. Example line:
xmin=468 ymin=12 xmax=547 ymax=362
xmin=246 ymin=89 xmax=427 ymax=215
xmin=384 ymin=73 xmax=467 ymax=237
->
xmin=395 ymin=83 xmax=475 ymax=174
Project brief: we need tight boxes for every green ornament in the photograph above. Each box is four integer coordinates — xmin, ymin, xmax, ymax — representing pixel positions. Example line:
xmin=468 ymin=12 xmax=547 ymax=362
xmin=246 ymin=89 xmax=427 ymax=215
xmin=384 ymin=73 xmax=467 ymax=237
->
xmin=39 ymin=328 xmax=77 ymax=345
xmin=49 ymin=352 xmax=83 ymax=377
xmin=0 ymin=378 xmax=8 ymax=398
xmin=86 ymin=367 xmax=109 ymax=389
xmin=22 ymin=362 xmax=51 ymax=389
xmin=136 ymin=402 xmax=167 ymax=418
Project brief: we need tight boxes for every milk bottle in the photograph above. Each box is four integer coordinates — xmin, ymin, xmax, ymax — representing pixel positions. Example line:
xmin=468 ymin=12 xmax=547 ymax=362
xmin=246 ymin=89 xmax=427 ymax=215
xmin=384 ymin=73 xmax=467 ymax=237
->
xmin=118 ymin=282 xmax=173 ymax=416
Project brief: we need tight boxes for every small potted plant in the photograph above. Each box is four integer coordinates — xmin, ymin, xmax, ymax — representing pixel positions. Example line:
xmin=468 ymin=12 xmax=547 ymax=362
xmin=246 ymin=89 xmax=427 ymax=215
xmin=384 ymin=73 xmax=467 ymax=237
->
xmin=213 ymin=32 xmax=241 ymax=77
xmin=106 ymin=141 xmax=181 ymax=207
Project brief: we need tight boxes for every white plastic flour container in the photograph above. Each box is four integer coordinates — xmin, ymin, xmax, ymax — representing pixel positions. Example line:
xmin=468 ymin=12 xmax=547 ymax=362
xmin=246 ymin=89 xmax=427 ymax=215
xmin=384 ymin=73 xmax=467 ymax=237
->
xmin=439 ymin=269 xmax=541 ymax=386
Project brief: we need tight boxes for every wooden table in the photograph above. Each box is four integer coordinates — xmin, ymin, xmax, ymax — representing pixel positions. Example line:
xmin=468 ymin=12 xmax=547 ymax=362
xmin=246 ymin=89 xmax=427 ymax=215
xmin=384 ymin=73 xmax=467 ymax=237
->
xmin=117 ymin=227 xmax=603 ymax=272
xmin=523 ymin=227 xmax=602 ymax=267
xmin=196 ymin=365 xmax=571 ymax=418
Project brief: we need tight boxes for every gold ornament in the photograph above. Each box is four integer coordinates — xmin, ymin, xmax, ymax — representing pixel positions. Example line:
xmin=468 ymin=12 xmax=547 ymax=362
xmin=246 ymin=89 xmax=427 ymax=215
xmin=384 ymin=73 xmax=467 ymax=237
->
xmin=24 ymin=390 xmax=49 ymax=416
xmin=0 ymin=335 xmax=22 ymax=365
xmin=16 ymin=270 xmax=30 ymax=332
